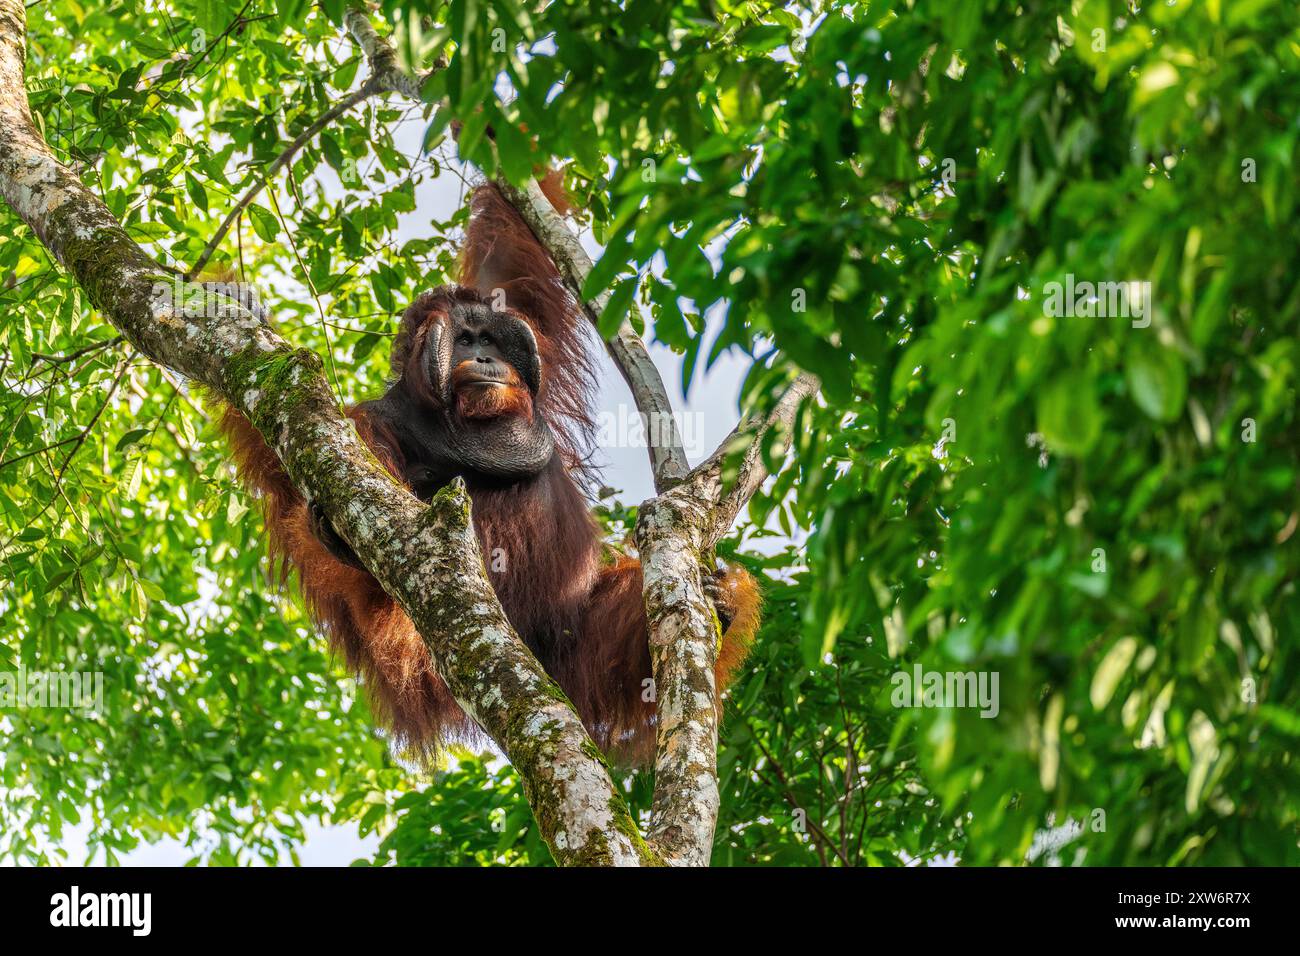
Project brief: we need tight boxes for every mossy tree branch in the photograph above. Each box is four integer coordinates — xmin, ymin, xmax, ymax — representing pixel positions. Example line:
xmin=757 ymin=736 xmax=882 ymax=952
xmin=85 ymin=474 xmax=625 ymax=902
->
xmin=634 ymin=371 xmax=819 ymax=865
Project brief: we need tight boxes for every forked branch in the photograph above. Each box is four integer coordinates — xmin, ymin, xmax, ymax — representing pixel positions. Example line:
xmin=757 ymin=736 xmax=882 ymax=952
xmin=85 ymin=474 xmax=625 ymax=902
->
xmin=341 ymin=10 xmax=822 ymax=866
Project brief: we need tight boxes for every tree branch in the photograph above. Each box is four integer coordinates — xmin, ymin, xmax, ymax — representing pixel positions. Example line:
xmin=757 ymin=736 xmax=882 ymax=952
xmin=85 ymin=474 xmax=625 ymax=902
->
xmin=702 ymin=371 xmax=821 ymax=544
xmin=0 ymin=0 xmax=649 ymax=867
xmin=635 ymin=370 xmax=818 ymax=865
xmin=343 ymin=7 xmax=435 ymax=101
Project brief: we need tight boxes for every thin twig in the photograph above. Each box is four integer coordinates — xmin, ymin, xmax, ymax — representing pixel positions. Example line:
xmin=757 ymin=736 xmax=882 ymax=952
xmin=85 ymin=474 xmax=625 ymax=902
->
xmin=187 ymin=9 xmax=446 ymax=279
xmin=0 ymin=354 xmax=134 ymax=551
xmin=267 ymin=183 xmax=341 ymax=399
xmin=185 ymin=78 xmax=381 ymax=279
xmin=747 ymin=719 xmax=850 ymax=866
xmin=0 ymin=432 xmax=87 ymax=469
xmin=29 ymin=335 xmax=123 ymax=366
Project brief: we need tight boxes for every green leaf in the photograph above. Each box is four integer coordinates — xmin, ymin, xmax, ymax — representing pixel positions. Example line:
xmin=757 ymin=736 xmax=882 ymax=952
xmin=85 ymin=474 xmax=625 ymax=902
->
xmin=248 ymin=204 xmax=280 ymax=242
xmin=493 ymin=118 xmax=534 ymax=184
xmin=115 ymin=427 xmax=151 ymax=452
xmin=321 ymin=133 xmax=345 ymax=173
xmin=125 ymin=459 xmax=143 ymax=498
xmin=1037 ymin=374 xmax=1102 ymax=456
xmin=597 ymin=276 xmax=637 ymax=339
xmin=582 ymin=233 xmax=634 ymax=301
xmin=1090 ymin=637 xmax=1138 ymax=710
xmin=1126 ymin=346 xmax=1187 ymax=422
xmin=185 ymin=173 xmax=209 ymax=213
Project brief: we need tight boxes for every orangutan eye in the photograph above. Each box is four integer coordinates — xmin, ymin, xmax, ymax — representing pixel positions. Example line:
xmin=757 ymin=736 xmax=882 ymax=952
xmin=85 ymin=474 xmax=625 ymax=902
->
xmin=458 ymin=333 xmax=473 ymax=347
xmin=480 ymin=333 xmax=494 ymax=347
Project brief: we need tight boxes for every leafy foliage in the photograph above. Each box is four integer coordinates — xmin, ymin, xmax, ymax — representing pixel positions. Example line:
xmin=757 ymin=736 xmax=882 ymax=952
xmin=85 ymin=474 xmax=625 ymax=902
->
xmin=2 ymin=0 xmax=1297 ymax=866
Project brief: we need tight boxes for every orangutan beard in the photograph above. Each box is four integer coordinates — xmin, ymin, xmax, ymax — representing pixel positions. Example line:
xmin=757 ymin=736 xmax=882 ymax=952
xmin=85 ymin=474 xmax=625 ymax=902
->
xmin=451 ymin=361 xmax=535 ymax=422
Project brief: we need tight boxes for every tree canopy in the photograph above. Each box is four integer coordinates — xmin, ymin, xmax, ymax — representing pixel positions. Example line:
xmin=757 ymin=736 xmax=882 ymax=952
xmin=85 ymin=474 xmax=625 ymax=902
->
xmin=1 ymin=0 xmax=1296 ymax=866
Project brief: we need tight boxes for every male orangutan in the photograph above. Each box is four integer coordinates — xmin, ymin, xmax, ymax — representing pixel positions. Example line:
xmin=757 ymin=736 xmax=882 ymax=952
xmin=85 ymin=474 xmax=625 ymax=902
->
xmin=220 ymin=177 xmax=761 ymax=765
